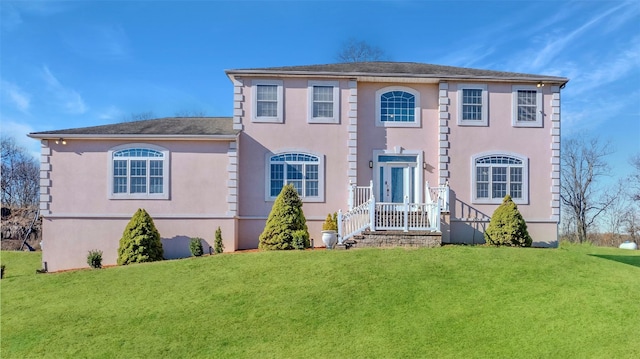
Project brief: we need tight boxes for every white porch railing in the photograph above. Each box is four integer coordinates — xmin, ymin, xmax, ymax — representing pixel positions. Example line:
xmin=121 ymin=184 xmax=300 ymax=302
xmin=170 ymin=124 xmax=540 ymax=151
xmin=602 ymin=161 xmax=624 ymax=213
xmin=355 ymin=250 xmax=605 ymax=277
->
xmin=338 ymin=180 xmax=447 ymax=243
xmin=426 ymin=180 xmax=450 ymax=213
xmin=374 ymin=199 xmax=441 ymax=232
xmin=348 ymin=180 xmax=373 ymax=210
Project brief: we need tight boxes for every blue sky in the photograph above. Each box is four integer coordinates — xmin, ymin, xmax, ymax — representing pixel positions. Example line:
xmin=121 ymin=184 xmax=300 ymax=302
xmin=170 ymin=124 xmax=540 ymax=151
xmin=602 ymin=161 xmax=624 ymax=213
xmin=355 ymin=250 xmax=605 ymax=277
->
xmin=1 ymin=0 xmax=639 ymax=183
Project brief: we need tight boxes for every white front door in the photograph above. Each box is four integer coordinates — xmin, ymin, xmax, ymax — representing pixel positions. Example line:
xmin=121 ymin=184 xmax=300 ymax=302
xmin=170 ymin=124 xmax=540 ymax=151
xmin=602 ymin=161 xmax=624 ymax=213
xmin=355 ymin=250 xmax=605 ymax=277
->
xmin=381 ymin=164 xmax=414 ymax=203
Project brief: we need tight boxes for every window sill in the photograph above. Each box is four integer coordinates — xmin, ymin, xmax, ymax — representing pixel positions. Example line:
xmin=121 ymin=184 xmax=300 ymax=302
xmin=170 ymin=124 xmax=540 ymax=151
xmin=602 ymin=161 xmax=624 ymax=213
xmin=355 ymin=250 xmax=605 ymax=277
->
xmin=109 ymin=194 xmax=169 ymax=200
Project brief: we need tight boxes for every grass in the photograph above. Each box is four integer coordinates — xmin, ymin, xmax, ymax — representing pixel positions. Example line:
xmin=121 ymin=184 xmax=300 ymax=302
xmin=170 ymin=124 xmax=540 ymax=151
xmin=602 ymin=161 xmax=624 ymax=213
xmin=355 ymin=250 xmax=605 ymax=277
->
xmin=1 ymin=243 xmax=639 ymax=358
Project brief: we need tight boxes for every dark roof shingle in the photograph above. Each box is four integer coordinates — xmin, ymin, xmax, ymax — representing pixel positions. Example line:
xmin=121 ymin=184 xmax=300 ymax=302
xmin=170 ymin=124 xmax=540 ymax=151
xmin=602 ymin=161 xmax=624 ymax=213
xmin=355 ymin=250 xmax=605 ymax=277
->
xmin=226 ymin=61 xmax=568 ymax=83
xmin=29 ymin=117 xmax=237 ymax=137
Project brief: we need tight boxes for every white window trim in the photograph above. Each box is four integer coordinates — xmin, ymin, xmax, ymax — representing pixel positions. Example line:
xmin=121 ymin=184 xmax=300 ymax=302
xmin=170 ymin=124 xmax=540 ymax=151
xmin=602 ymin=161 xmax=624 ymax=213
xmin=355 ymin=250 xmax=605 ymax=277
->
xmin=264 ymin=150 xmax=325 ymax=202
xmin=457 ymin=83 xmax=488 ymax=126
xmin=307 ymin=80 xmax=340 ymax=124
xmin=251 ymin=79 xmax=284 ymax=123
xmin=512 ymin=85 xmax=543 ymax=127
xmin=471 ymin=151 xmax=529 ymax=205
xmin=375 ymin=86 xmax=421 ymax=128
xmin=108 ymin=143 xmax=170 ymax=200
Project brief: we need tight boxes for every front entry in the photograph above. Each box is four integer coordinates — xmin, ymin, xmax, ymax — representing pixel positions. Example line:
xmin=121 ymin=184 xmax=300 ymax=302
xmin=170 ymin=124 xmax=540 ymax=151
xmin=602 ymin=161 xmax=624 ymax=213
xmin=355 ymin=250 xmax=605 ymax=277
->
xmin=375 ymin=153 xmax=421 ymax=203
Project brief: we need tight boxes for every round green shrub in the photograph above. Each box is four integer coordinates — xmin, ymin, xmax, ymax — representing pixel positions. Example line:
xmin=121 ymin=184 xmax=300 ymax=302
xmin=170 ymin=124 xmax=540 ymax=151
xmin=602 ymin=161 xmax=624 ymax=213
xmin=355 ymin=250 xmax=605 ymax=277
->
xmin=259 ymin=184 xmax=310 ymax=250
xmin=292 ymin=229 xmax=310 ymax=250
xmin=484 ymin=195 xmax=532 ymax=247
xmin=117 ymin=208 xmax=164 ymax=265
xmin=190 ymin=237 xmax=204 ymax=257
xmin=87 ymin=249 xmax=103 ymax=269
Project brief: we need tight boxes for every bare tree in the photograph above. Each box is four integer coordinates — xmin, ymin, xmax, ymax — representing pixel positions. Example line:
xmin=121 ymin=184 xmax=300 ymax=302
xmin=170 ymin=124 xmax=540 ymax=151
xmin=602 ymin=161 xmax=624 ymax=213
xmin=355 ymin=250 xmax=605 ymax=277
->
xmin=622 ymin=207 xmax=640 ymax=242
xmin=630 ymin=153 xmax=640 ymax=202
xmin=1 ymin=136 xmax=39 ymax=207
xmin=174 ymin=109 xmax=207 ymax=117
xmin=337 ymin=38 xmax=387 ymax=62
xmin=122 ymin=111 xmax=156 ymax=123
xmin=561 ymin=135 xmax=617 ymax=243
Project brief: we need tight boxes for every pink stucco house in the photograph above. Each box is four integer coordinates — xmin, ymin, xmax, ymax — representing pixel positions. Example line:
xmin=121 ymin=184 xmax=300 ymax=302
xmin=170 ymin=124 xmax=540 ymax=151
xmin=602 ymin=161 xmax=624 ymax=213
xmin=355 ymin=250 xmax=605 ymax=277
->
xmin=29 ymin=62 xmax=568 ymax=271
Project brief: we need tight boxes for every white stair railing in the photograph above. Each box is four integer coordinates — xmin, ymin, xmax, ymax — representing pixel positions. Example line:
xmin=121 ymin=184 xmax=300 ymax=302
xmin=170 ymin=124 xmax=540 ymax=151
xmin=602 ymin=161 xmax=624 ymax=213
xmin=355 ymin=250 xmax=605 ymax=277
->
xmin=338 ymin=194 xmax=373 ymax=243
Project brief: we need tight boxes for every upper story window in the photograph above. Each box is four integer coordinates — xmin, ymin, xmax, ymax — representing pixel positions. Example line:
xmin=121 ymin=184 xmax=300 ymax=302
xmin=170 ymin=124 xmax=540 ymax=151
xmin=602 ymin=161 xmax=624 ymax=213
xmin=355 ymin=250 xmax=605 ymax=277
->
xmin=457 ymin=84 xmax=488 ymax=126
xmin=512 ymin=85 xmax=542 ymax=127
xmin=109 ymin=144 xmax=169 ymax=200
xmin=307 ymin=80 xmax=340 ymax=123
xmin=266 ymin=152 xmax=325 ymax=202
xmin=375 ymin=86 xmax=421 ymax=127
xmin=472 ymin=153 xmax=528 ymax=204
xmin=252 ymin=79 xmax=283 ymax=123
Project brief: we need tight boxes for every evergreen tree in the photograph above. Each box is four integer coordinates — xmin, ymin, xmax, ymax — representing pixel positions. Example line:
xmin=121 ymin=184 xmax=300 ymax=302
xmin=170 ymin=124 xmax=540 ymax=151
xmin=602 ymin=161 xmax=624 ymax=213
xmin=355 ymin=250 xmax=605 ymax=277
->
xmin=259 ymin=184 xmax=309 ymax=250
xmin=214 ymin=226 xmax=224 ymax=254
xmin=117 ymin=208 xmax=164 ymax=265
xmin=485 ymin=195 xmax=532 ymax=247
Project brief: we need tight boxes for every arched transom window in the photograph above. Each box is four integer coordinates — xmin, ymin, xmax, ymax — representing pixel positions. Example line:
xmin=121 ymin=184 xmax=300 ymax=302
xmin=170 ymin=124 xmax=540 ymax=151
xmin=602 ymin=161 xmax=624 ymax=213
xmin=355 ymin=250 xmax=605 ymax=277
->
xmin=267 ymin=152 xmax=324 ymax=201
xmin=473 ymin=154 xmax=528 ymax=204
xmin=375 ymin=86 xmax=421 ymax=127
xmin=110 ymin=145 xmax=169 ymax=199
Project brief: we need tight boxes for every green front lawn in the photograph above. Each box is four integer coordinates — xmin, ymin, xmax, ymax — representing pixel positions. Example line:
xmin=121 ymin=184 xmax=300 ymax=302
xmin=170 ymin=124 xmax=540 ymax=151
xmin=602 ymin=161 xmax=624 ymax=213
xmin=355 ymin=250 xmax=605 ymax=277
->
xmin=1 ymin=243 xmax=639 ymax=358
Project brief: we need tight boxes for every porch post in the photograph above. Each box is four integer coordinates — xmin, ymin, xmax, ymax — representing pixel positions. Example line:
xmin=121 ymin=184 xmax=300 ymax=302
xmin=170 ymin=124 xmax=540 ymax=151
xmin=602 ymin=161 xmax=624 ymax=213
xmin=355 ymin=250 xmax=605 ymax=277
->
xmin=403 ymin=195 xmax=409 ymax=232
xmin=425 ymin=180 xmax=430 ymax=203
xmin=337 ymin=210 xmax=343 ymax=244
xmin=435 ymin=201 xmax=441 ymax=232
xmin=348 ymin=181 xmax=354 ymax=210
xmin=369 ymin=179 xmax=374 ymax=199
xmin=443 ymin=180 xmax=450 ymax=213
xmin=369 ymin=194 xmax=376 ymax=232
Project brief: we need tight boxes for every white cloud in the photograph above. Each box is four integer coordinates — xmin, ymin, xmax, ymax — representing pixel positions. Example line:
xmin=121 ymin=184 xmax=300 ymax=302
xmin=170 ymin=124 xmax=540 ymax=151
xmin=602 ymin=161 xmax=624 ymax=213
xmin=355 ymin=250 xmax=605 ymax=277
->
xmin=529 ymin=2 xmax=630 ymax=71
xmin=41 ymin=66 xmax=88 ymax=114
xmin=1 ymin=80 xmax=31 ymax=112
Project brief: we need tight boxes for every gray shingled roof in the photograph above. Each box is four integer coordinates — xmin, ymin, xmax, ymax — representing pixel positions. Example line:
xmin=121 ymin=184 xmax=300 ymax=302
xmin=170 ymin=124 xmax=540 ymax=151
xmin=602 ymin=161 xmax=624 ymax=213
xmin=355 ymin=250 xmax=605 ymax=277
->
xmin=226 ymin=61 xmax=568 ymax=83
xmin=29 ymin=117 xmax=237 ymax=138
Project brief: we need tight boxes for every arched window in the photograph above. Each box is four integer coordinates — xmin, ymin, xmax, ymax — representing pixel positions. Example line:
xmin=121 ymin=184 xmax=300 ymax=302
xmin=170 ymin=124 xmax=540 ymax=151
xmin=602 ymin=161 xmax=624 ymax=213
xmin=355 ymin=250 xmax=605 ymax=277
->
xmin=267 ymin=152 xmax=324 ymax=201
xmin=375 ymin=86 xmax=421 ymax=127
xmin=472 ymin=153 xmax=528 ymax=204
xmin=109 ymin=144 xmax=169 ymax=199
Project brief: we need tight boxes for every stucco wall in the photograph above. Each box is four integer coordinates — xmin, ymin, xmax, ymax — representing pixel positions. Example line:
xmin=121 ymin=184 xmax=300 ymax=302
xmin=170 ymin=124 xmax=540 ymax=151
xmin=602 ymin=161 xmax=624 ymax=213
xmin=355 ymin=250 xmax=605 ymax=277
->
xmin=42 ymin=218 xmax=236 ymax=272
xmin=238 ymin=78 xmax=349 ymax=219
xmin=41 ymin=139 xmax=237 ymax=271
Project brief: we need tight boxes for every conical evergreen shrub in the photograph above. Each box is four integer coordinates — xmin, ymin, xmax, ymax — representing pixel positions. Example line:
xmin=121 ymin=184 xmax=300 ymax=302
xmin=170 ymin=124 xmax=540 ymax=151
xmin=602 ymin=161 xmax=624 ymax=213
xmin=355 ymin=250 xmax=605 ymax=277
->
xmin=117 ymin=208 xmax=164 ymax=265
xmin=259 ymin=184 xmax=309 ymax=250
xmin=484 ymin=195 xmax=532 ymax=247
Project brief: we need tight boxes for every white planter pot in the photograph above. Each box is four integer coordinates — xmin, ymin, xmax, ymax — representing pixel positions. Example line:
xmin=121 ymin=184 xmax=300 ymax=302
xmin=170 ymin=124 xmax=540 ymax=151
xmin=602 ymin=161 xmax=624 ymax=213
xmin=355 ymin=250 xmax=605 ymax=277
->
xmin=321 ymin=230 xmax=338 ymax=249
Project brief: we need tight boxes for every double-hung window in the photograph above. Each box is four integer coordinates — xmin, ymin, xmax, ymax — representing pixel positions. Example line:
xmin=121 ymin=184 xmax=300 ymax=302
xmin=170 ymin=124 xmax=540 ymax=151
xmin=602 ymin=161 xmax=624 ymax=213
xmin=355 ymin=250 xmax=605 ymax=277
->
xmin=252 ymin=79 xmax=283 ymax=123
xmin=472 ymin=153 xmax=528 ymax=204
xmin=375 ymin=86 xmax=421 ymax=127
xmin=307 ymin=81 xmax=339 ymax=123
xmin=457 ymin=84 xmax=488 ymax=126
xmin=109 ymin=145 xmax=169 ymax=199
xmin=266 ymin=152 xmax=324 ymax=202
xmin=512 ymin=85 xmax=543 ymax=127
